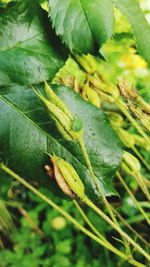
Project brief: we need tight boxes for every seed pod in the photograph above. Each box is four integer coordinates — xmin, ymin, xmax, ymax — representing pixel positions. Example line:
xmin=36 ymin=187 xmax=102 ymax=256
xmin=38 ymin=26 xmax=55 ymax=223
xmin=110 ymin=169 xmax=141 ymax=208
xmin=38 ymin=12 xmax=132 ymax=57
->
xmin=52 ymin=158 xmax=76 ymax=198
xmin=33 ymin=86 xmax=83 ymax=141
xmin=45 ymin=158 xmax=75 ymax=198
xmin=75 ymin=54 xmax=94 ymax=74
xmin=82 ymin=81 xmax=100 ymax=107
xmin=123 ymin=151 xmax=141 ymax=172
xmin=33 ymin=89 xmax=72 ymax=129
xmin=51 ymin=155 xmax=85 ymax=200
xmin=44 ymin=81 xmax=73 ymax=120
xmin=109 ymin=112 xmax=125 ymax=128
xmin=55 ymin=120 xmax=72 ymax=141
xmin=117 ymin=128 xmax=135 ymax=148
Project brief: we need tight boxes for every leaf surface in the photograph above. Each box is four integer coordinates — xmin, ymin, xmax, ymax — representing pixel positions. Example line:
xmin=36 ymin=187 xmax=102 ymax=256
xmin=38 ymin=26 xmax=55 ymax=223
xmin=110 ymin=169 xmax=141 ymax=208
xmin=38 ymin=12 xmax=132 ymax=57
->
xmin=48 ymin=0 xmax=114 ymax=54
xmin=0 ymin=0 xmax=68 ymax=87
xmin=116 ymin=0 xmax=150 ymax=65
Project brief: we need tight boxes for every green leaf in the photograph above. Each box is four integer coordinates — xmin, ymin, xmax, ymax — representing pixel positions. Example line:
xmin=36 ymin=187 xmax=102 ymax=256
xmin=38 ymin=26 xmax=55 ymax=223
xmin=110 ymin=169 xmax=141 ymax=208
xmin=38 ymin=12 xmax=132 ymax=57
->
xmin=0 ymin=0 xmax=68 ymax=87
xmin=116 ymin=0 xmax=150 ymax=65
xmin=0 ymin=84 xmax=123 ymax=200
xmin=48 ymin=0 xmax=114 ymax=54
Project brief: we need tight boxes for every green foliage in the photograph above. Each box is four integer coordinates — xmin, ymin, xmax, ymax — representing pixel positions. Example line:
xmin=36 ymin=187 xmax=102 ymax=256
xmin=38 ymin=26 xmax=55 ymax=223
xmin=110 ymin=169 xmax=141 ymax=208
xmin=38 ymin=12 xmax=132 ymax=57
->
xmin=0 ymin=1 xmax=150 ymax=267
xmin=0 ymin=0 xmax=67 ymax=86
xmin=116 ymin=0 xmax=150 ymax=66
xmin=0 ymin=189 xmax=116 ymax=267
xmin=48 ymin=0 xmax=114 ymax=54
xmin=0 ymin=84 xmax=122 ymax=199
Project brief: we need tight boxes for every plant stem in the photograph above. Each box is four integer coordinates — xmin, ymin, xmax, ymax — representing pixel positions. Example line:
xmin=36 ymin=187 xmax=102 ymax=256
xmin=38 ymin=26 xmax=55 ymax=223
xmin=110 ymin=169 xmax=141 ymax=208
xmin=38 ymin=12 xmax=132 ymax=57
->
xmin=79 ymin=138 xmax=132 ymax=253
xmin=73 ymin=200 xmax=107 ymax=242
xmin=78 ymin=138 xmax=118 ymax=224
xmin=142 ymin=177 xmax=150 ymax=188
xmin=138 ymin=181 xmax=150 ymax=202
xmin=0 ymin=163 xmax=146 ymax=267
xmin=74 ymin=200 xmax=131 ymax=261
xmin=116 ymin=99 xmax=150 ymax=146
xmin=139 ymin=202 xmax=150 ymax=209
xmin=110 ymin=206 xmax=150 ymax=248
xmin=120 ymin=213 xmax=150 ymax=226
xmin=117 ymin=172 xmax=150 ymax=225
xmin=132 ymin=146 xmax=150 ymax=171
xmin=122 ymin=163 xmax=150 ymax=202
xmin=136 ymin=95 xmax=150 ymax=115
xmin=83 ymin=195 xmax=150 ymax=261
xmin=135 ymin=173 xmax=150 ymax=202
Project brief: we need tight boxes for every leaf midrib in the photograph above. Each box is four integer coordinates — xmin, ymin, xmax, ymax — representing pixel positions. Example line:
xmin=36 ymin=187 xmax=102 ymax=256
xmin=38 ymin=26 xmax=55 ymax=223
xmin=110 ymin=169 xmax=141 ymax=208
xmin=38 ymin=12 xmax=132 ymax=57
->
xmin=0 ymin=32 xmax=43 ymax=53
xmin=78 ymin=0 xmax=94 ymax=41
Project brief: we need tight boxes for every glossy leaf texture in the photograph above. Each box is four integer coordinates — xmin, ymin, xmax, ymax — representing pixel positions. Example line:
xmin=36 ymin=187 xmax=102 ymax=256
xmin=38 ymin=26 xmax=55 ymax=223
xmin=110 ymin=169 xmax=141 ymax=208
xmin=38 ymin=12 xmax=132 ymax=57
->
xmin=116 ymin=0 xmax=150 ymax=65
xmin=0 ymin=0 xmax=68 ymax=87
xmin=48 ymin=0 xmax=114 ymax=54
xmin=0 ymin=84 xmax=123 ymax=200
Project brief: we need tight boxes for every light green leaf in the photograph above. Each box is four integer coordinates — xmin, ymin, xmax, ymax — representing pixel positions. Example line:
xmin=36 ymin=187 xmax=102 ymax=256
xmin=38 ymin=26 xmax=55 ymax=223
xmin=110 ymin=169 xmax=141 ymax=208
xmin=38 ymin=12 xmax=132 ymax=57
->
xmin=116 ymin=0 xmax=150 ymax=65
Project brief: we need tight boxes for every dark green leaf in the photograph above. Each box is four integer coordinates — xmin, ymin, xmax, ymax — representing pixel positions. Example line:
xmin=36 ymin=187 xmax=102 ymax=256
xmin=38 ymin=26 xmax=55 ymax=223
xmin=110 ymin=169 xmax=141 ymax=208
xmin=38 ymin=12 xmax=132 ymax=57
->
xmin=0 ymin=84 xmax=123 ymax=200
xmin=116 ymin=0 xmax=150 ymax=65
xmin=0 ymin=0 xmax=68 ymax=87
xmin=48 ymin=0 xmax=114 ymax=54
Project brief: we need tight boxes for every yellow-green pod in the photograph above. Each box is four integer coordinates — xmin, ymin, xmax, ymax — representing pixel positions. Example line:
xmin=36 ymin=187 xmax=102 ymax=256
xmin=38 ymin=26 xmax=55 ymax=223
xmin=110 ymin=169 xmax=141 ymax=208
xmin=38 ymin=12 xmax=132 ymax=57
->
xmin=118 ymin=128 xmax=135 ymax=148
xmin=33 ymin=86 xmax=83 ymax=142
xmin=123 ymin=151 xmax=141 ymax=172
xmin=52 ymin=156 xmax=85 ymax=200
xmin=86 ymin=86 xmax=100 ymax=107
xmin=51 ymin=158 xmax=75 ymax=198
xmin=34 ymin=89 xmax=72 ymax=131
xmin=44 ymin=81 xmax=73 ymax=120
xmin=55 ymin=120 xmax=72 ymax=141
